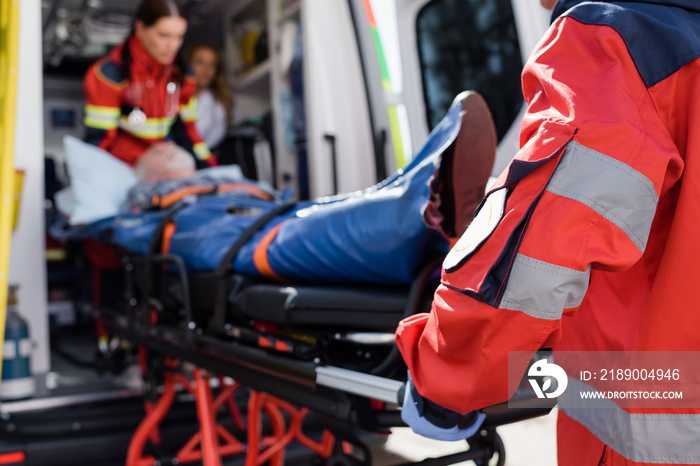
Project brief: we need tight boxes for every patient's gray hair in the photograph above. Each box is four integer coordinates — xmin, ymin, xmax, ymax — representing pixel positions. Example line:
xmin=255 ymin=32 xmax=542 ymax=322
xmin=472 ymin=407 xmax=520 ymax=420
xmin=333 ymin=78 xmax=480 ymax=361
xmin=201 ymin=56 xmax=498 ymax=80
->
xmin=135 ymin=142 xmax=196 ymax=183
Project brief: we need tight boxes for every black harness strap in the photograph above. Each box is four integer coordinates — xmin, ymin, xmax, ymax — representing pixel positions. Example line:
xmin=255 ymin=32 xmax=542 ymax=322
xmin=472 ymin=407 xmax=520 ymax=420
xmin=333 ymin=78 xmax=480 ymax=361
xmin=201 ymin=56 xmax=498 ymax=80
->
xmin=147 ymin=200 xmax=194 ymax=256
xmin=209 ymin=202 xmax=296 ymax=331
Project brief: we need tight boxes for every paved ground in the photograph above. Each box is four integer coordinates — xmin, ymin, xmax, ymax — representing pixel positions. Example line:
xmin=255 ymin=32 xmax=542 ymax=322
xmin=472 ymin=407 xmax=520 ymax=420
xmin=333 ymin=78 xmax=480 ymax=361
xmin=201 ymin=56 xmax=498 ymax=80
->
xmin=373 ymin=407 xmax=559 ymax=465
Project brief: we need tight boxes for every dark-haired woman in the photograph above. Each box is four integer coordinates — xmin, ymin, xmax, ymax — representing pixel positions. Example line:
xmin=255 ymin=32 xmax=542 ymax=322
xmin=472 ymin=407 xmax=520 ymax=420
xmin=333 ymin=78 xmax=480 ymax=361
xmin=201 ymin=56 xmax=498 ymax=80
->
xmin=186 ymin=42 xmax=234 ymax=150
xmin=83 ymin=0 xmax=216 ymax=168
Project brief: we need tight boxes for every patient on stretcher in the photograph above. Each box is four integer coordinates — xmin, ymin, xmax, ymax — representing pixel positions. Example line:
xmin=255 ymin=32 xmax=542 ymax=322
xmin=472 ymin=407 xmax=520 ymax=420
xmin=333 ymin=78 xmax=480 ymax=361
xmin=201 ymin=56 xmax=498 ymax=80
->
xmin=134 ymin=142 xmax=197 ymax=183
xmin=56 ymin=91 xmax=496 ymax=286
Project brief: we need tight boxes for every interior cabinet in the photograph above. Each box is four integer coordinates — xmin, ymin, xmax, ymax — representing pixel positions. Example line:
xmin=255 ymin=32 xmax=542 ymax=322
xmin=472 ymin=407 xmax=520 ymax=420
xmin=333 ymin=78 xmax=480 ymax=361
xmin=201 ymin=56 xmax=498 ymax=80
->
xmin=224 ymin=0 xmax=301 ymax=194
xmin=224 ymin=0 xmax=376 ymax=199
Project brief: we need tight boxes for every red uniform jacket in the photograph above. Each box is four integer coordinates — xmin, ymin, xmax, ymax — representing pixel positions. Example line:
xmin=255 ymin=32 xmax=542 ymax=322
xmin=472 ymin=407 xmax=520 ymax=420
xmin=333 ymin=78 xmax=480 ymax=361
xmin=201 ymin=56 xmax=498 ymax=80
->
xmin=397 ymin=1 xmax=700 ymax=464
xmin=83 ymin=36 xmax=216 ymax=168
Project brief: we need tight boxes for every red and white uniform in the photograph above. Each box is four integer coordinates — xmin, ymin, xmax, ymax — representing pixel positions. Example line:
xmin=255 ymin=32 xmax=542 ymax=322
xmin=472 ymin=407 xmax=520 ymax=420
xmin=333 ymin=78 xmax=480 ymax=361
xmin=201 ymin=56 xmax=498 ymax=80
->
xmin=397 ymin=1 xmax=700 ymax=464
xmin=83 ymin=36 xmax=216 ymax=168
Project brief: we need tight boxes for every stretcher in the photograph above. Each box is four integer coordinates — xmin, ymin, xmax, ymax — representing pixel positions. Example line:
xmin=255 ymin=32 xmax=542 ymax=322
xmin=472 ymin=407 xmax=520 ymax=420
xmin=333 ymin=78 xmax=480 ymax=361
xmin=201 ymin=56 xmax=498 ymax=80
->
xmin=96 ymin=252 xmax=554 ymax=466
xmin=74 ymin=92 xmax=555 ymax=465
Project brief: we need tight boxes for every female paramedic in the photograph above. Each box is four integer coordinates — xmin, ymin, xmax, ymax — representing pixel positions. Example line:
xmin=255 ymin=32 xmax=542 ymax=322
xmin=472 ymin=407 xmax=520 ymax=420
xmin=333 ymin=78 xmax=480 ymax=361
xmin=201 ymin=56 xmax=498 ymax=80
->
xmin=82 ymin=0 xmax=217 ymax=169
xmin=397 ymin=0 xmax=700 ymax=465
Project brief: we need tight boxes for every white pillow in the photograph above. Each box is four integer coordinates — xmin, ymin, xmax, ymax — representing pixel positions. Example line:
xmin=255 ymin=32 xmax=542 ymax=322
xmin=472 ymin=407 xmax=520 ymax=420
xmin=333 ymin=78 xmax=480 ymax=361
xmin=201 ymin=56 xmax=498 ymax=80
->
xmin=63 ymin=136 xmax=138 ymax=225
xmin=54 ymin=187 xmax=75 ymax=219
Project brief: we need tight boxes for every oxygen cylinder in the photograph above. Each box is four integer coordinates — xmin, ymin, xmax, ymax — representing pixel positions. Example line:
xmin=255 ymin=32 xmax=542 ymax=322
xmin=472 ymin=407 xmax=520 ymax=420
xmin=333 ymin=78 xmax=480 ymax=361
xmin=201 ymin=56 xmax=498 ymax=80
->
xmin=1 ymin=285 xmax=35 ymax=400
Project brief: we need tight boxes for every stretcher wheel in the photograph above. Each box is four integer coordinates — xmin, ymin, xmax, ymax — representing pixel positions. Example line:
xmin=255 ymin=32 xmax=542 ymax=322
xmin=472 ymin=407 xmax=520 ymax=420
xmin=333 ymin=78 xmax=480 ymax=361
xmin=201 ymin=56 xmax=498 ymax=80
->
xmin=490 ymin=430 xmax=506 ymax=466
xmin=322 ymin=439 xmax=371 ymax=466
xmin=469 ymin=429 xmax=505 ymax=466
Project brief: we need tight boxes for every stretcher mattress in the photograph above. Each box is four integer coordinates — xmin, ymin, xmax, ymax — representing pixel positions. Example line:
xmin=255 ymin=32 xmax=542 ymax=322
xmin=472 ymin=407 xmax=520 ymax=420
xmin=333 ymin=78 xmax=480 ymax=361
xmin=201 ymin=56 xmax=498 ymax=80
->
xmin=231 ymin=283 xmax=410 ymax=329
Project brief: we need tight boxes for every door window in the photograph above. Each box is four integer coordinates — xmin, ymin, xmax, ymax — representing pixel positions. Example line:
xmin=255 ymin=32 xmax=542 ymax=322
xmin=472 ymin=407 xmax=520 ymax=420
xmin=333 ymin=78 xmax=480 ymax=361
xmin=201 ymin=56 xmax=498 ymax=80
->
xmin=416 ymin=0 xmax=523 ymax=140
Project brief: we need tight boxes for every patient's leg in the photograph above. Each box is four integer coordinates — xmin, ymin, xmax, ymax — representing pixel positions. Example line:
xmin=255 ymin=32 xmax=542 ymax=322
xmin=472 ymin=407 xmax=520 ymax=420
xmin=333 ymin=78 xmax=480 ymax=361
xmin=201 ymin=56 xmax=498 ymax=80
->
xmin=425 ymin=91 xmax=497 ymax=241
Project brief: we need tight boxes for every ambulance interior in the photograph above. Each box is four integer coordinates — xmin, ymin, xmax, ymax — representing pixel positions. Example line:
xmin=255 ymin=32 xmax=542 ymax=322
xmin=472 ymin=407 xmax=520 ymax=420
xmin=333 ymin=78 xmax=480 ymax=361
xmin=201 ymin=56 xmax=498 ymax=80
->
xmin=1 ymin=0 xmax=554 ymax=464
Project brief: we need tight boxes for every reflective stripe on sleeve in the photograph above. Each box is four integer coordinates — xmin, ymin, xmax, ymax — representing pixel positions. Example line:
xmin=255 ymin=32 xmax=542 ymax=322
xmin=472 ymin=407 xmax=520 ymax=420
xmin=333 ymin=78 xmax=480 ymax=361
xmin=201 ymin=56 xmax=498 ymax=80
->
xmin=193 ymin=142 xmax=210 ymax=160
xmin=180 ymin=97 xmax=198 ymax=122
xmin=499 ymin=254 xmax=590 ymax=320
xmin=546 ymin=141 xmax=658 ymax=252
xmin=561 ymin=378 xmax=700 ymax=464
xmin=84 ymin=105 xmax=120 ymax=129
xmin=119 ymin=116 xmax=175 ymax=139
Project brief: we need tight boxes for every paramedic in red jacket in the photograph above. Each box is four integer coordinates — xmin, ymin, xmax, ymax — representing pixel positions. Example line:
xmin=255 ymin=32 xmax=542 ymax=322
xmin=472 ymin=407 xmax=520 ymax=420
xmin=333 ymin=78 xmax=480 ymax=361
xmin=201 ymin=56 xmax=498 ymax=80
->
xmin=83 ymin=0 xmax=216 ymax=168
xmin=397 ymin=0 xmax=700 ymax=464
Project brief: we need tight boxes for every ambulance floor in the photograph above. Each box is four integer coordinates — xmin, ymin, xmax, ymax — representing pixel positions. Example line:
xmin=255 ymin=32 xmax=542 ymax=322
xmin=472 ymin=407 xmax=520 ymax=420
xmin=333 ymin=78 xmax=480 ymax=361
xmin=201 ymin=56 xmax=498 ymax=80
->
xmin=372 ymin=408 xmax=559 ymax=466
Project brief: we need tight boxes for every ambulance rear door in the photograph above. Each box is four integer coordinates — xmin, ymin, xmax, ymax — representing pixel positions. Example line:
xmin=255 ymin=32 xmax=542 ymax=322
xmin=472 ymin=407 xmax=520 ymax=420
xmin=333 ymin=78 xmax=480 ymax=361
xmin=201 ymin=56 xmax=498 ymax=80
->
xmin=349 ymin=0 xmax=551 ymax=176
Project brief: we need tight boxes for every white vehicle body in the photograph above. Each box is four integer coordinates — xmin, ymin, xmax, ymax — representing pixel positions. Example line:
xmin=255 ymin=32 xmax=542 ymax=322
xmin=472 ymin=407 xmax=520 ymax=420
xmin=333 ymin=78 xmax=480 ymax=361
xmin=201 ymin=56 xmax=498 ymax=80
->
xmin=8 ymin=0 xmax=550 ymax=380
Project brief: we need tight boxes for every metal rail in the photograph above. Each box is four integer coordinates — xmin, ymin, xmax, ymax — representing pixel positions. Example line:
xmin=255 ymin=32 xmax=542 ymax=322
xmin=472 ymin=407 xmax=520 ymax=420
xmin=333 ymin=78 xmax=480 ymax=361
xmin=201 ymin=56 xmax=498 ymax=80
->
xmin=100 ymin=310 xmax=554 ymax=429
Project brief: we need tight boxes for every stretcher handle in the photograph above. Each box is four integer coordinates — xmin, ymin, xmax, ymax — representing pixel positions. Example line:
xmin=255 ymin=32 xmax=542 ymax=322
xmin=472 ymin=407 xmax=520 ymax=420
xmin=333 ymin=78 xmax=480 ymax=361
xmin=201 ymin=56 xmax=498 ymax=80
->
xmin=394 ymin=384 xmax=478 ymax=429
xmin=315 ymin=366 xmax=554 ymax=429
xmin=394 ymin=384 xmax=554 ymax=428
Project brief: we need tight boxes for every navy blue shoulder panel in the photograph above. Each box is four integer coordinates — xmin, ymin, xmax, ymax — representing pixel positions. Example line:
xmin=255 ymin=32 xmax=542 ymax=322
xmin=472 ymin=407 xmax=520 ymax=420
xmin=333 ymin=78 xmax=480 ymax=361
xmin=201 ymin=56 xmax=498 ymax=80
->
xmin=98 ymin=59 xmax=125 ymax=85
xmin=554 ymin=1 xmax=700 ymax=88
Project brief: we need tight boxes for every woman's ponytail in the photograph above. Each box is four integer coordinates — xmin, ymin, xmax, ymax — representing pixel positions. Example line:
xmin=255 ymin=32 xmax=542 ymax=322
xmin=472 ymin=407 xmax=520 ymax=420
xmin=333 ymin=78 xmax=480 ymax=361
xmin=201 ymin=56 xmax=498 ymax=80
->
xmin=120 ymin=32 xmax=134 ymax=81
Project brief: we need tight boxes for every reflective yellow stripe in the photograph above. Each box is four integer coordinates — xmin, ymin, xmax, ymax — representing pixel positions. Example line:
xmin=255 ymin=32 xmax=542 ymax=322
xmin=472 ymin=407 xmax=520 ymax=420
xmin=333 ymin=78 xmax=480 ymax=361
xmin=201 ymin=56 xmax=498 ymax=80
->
xmin=84 ymin=117 xmax=118 ymax=130
xmin=119 ymin=116 xmax=175 ymax=139
xmin=85 ymin=104 xmax=120 ymax=117
xmin=181 ymin=113 xmax=197 ymax=123
xmin=84 ymin=105 xmax=120 ymax=129
xmin=181 ymin=97 xmax=197 ymax=112
xmin=84 ymin=116 xmax=119 ymax=130
xmin=193 ymin=142 xmax=210 ymax=160
xmin=180 ymin=97 xmax=198 ymax=122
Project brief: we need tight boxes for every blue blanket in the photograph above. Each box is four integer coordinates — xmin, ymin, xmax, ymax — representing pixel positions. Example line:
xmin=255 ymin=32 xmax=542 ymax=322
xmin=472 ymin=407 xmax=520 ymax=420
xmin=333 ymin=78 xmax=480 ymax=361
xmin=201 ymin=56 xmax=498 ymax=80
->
xmin=54 ymin=95 xmax=467 ymax=285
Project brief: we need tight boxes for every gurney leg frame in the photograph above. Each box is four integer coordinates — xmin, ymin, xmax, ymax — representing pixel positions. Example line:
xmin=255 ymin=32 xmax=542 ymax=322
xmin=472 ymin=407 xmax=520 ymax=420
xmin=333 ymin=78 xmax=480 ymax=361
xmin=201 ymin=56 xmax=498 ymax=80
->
xmin=125 ymin=355 xmax=350 ymax=465
xmin=126 ymin=360 xmax=248 ymax=466
xmin=246 ymin=391 xmax=338 ymax=464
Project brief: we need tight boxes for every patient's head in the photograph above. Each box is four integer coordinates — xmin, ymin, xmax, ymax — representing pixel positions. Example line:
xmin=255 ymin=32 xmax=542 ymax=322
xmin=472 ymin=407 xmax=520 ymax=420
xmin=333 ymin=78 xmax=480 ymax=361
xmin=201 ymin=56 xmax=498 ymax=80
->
xmin=135 ymin=142 xmax=196 ymax=182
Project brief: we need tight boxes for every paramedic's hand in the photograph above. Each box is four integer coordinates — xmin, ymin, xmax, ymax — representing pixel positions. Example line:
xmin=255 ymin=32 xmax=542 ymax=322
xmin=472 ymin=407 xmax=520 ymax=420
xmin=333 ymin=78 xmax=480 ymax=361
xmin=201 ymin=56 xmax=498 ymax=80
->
xmin=401 ymin=371 xmax=485 ymax=441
